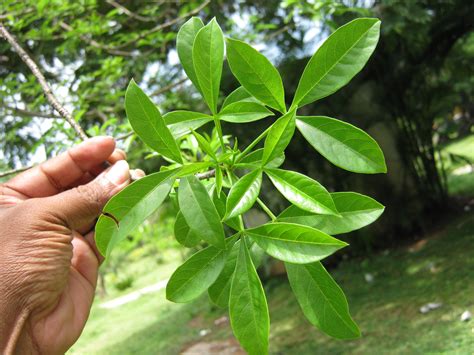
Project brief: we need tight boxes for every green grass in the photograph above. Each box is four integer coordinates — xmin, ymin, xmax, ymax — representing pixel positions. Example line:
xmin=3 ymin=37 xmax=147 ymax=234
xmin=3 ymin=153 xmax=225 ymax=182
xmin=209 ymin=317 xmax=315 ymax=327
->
xmin=448 ymin=173 xmax=474 ymax=196
xmin=70 ymin=212 xmax=474 ymax=354
xmin=441 ymin=134 xmax=474 ymax=196
xmin=443 ymin=135 xmax=474 ymax=161
xmin=69 ymin=256 xmax=207 ymax=354
xmin=70 ymin=292 xmax=208 ymax=354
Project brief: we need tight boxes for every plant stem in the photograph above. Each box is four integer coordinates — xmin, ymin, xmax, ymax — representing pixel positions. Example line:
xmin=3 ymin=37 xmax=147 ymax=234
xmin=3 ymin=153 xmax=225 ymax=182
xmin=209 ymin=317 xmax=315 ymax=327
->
xmin=226 ymin=168 xmax=234 ymax=186
xmin=237 ymin=215 xmax=245 ymax=231
xmin=213 ymin=116 xmax=226 ymax=152
xmin=235 ymin=125 xmax=271 ymax=163
xmin=196 ymin=169 xmax=216 ymax=180
xmin=256 ymin=197 xmax=277 ymax=221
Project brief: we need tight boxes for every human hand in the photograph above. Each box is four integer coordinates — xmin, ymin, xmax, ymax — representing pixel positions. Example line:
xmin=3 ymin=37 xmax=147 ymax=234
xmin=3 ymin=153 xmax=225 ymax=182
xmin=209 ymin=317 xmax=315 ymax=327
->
xmin=0 ymin=137 xmax=132 ymax=354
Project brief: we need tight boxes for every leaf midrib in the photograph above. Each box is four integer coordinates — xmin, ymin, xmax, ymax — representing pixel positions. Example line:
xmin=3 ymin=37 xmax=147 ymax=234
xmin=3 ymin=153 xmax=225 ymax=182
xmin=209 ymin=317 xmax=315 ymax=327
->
xmin=207 ymin=23 xmax=216 ymax=112
xmin=296 ymin=22 xmax=377 ymax=104
xmin=263 ymin=112 xmax=293 ymax=163
xmin=267 ymin=170 xmax=335 ymax=214
xmin=107 ymin=173 xmax=173 ymax=222
xmin=169 ymin=250 xmax=224 ymax=296
xmin=231 ymin=42 xmax=283 ymax=112
xmin=283 ymin=207 xmax=383 ymax=219
xmin=134 ymin=90 xmax=175 ymax=158
xmin=186 ymin=181 xmax=221 ymax=240
xmin=246 ymin=231 xmax=343 ymax=247
xmin=241 ymin=242 xmax=267 ymax=352
xmin=304 ymin=264 xmax=357 ymax=335
xmin=297 ymin=118 xmax=383 ymax=169
xmin=227 ymin=171 xmax=261 ymax=217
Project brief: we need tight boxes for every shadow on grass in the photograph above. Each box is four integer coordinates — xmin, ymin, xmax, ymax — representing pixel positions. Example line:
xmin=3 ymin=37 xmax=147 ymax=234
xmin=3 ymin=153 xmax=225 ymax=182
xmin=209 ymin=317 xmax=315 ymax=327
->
xmin=72 ymin=294 xmax=214 ymax=355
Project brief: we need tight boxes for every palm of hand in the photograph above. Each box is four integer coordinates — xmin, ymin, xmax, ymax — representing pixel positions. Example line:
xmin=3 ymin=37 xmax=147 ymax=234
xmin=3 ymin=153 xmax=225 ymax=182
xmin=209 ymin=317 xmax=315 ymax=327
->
xmin=0 ymin=137 xmax=128 ymax=354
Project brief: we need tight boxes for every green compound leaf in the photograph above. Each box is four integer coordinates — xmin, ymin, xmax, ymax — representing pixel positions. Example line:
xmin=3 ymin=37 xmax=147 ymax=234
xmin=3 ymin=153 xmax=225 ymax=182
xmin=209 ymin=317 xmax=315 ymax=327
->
xmin=125 ymin=79 xmax=182 ymax=163
xmin=225 ymin=169 xmax=262 ymax=220
xmin=230 ymin=237 xmax=269 ymax=355
xmin=174 ymin=211 xmax=200 ymax=247
xmin=286 ymin=261 xmax=360 ymax=339
xmin=178 ymin=175 xmax=226 ymax=249
xmin=296 ymin=116 xmax=386 ymax=174
xmin=245 ymin=222 xmax=347 ymax=264
xmin=265 ymin=168 xmax=338 ymax=215
xmin=163 ymin=110 xmax=212 ymax=139
xmin=226 ymin=38 xmax=286 ymax=113
xmin=96 ymin=170 xmax=175 ymax=256
xmin=293 ymin=18 xmax=380 ymax=107
xmin=177 ymin=17 xmax=204 ymax=93
xmin=221 ymin=86 xmax=258 ymax=109
xmin=166 ymin=242 xmax=231 ymax=303
xmin=278 ymin=192 xmax=385 ymax=235
xmin=218 ymin=101 xmax=273 ymax=123
xmin=193 ymin=18 xmax=224 ymax=114
xmin=262 ymin=108 xmax=296 ymax=165
xmin=208 ymin=239 xmax=240 ymax=307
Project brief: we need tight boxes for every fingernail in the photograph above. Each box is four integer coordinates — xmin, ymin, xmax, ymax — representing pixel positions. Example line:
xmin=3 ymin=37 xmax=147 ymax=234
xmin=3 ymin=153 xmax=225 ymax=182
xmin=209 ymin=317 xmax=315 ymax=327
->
xmin=105 ymin=160 xmax=130 ymax=185
xmin=130 ymin=169 xmax=146 ymax=181
xmin=87 ymin=135 xmax=114 ymax=143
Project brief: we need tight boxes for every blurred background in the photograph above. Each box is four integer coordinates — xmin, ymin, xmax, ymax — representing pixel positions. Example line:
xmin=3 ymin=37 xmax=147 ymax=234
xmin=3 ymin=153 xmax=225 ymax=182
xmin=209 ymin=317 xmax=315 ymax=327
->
xmin=1 ymin=0 xmax=473 ymax=353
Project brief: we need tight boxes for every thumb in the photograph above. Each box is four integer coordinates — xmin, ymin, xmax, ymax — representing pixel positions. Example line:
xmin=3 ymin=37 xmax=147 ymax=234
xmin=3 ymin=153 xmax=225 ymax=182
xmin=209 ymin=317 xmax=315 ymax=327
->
xmin=44 ymin=160 xmax=130 ymax=230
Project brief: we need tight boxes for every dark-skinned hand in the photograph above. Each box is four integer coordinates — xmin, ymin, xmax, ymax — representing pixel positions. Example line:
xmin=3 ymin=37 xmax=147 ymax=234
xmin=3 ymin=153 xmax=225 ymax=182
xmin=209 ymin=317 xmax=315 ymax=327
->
xmin=0 ymin=137 xmax=141 ymax=354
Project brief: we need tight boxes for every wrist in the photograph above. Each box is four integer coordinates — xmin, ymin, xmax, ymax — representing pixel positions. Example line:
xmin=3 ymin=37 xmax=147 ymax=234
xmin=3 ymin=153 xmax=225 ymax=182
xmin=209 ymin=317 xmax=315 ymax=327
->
xmin=0 ymin=254 xmax=35 ymax=354
xmin=0 ymin=296 xmax=35 ymax=354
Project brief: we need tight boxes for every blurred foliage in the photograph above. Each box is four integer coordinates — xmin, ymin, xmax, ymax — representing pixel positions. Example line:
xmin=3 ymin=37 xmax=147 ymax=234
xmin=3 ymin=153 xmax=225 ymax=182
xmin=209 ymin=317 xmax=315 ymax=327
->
xmin=113 ymin=275 xmax=134 ymax=291
xmin=1 ymin=0 xmax=473 ymax=252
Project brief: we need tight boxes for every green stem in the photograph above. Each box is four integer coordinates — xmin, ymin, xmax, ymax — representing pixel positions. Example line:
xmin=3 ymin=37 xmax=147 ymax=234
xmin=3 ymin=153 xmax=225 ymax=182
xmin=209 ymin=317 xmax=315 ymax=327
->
xmin=237 ymin=215 xmax=245 ymax=231
xmin=226 ymin=167 xmax=234 ymax=186
xmin=235 ymin=125 xmax=271 ymax=163
xmin=256 ymin=197 xmax=276 ymax=221
xmin=213 ymin=116 xmax=226 ymax=152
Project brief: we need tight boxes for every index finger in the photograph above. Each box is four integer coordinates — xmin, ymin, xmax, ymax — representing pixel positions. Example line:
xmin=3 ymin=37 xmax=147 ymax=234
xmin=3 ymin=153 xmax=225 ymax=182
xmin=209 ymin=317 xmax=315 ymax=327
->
xmin=3 ymin=136 xmax=116 ymax=199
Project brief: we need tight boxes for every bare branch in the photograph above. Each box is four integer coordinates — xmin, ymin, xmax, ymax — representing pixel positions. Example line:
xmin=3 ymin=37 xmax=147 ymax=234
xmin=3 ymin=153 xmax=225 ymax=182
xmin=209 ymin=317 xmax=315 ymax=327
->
xmin=196 ymin=169 xmax=216 ymax=180
xmin=151 ymin=77 xmax=188 ymax=96
xmin=0 ymin=165 xmax=35 ymax=178
xmin=0 ymin=24 xmax=88 ymax=140
xmin=106 ymin=0 xmax=156 ymax=22
xmin=115 ymin=0 xmax=211 ymax=49
xmin=58 ymin=22 xmax=134 ymax=57
xmin=116 ymin=131 xmax=135 ymax=141
xmin=84 ymin=108 xmax=109 ymax=123
xmin=3 ymin=105 xmax=60 ymax=119
xmin=264 ymin=24 xmax=293 ymax=41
